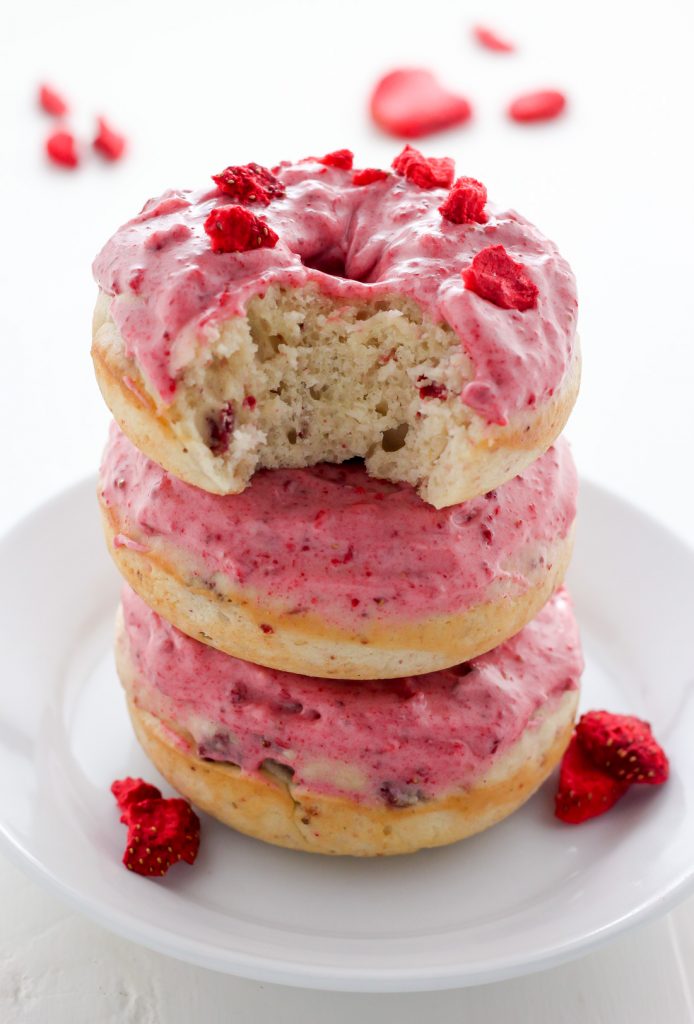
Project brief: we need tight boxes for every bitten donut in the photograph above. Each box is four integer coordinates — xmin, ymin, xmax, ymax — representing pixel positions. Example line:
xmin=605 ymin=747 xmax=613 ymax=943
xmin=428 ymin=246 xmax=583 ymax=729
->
xmin=117 ymin=586 xmax=583 ymax=856
xmin=92 ymin=147 xmax=580 ymax=508
xmin=99 ymin=426 xmax=577 ymax=679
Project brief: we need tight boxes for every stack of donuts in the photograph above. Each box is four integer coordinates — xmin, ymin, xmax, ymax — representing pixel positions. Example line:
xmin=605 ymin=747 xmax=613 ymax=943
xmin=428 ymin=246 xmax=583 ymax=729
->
xmin=93 ymin=148 xmax=583 ymax=856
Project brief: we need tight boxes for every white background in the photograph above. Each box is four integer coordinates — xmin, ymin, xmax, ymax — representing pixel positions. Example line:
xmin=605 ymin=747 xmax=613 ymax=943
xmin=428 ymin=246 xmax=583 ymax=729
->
xmin=1 ymin=0 xmax=693 ymax=1020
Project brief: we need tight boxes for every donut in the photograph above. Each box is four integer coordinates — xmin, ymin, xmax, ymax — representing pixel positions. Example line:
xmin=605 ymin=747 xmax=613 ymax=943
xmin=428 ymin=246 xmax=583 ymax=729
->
xmin=99 ymin=425 xmax=577 ymax=679
xmin=117 ymin=585 xmax=582 ymax=856
xmin=92 ymin=148 xmax=580 ymax=508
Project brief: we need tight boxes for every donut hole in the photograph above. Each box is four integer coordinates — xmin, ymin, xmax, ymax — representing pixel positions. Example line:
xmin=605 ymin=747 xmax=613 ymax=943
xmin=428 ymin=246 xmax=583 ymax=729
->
xmin=302 ymin=251 xmax=348 ymax=279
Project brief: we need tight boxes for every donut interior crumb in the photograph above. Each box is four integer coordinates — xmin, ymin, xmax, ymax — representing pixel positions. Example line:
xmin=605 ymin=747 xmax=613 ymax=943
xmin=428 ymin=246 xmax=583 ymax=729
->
xmin=163 ymin=283 xmax=476 ymax=505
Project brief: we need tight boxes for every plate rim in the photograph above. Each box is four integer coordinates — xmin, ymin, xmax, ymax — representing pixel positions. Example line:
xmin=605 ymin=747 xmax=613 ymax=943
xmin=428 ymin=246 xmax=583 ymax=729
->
xmin=0 ymin=474 xmax=693 ymax=992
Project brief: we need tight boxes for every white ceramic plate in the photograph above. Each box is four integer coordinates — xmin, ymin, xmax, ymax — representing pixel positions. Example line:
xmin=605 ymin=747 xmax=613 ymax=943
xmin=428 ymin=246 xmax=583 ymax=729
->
xmin=0 ymin=478 xmax=692 ymax=992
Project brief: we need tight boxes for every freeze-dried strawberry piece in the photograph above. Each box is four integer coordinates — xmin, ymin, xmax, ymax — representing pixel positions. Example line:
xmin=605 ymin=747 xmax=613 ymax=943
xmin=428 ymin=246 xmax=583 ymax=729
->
xmin=417 ymin=376 xmax=448 ymax=400
xmin=212 ymin=163 xmax=285 ymax=205
xmin=39 ymin=83 xmax=68 ymax=116
xmin=352 ymin=167 xmax=389 ymax=186
xmin=392 ymin=145 xmax=455 ymax=190
xmin=45 ymin=129 xmax=79 ymax=168
xmin=123 ymin=798 xmax=200 ymax=877
xmin=204 ymin=205 xmax=278 ymax=254
xmin=462 ymin=245 xmax=538 ymax=310
xmin=207 ymin=402 xmax=235 ymax=455
xmin=439 ymin=177 xmax=488 ymax=224
xmin=576 ymin=711 xmax=669 ymax=784
xmin=93 ymin=117 xmax=126 ymax=161
xmin=111 ymin=777 xmax=162 ymax=823
xmin=473 ymin=25 xmax=515 ymax=53
xmin=508 ymin=90 xmax=567 ymax=123
xmin=555 ymin=736 xmax=629 ymax=824
xmin=371 ymin=69 xmax=472 ymax=139
xmin=317 ymin=149 xmax=354 ymax=170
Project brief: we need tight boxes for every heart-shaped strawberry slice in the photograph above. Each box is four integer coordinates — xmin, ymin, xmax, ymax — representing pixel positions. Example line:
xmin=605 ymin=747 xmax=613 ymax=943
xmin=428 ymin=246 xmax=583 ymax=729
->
xmin=370 ymin=68 xmax=472 ymax=139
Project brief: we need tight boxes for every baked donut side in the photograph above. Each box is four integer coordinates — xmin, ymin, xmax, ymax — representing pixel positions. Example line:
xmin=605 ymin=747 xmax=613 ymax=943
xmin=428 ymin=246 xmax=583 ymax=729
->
xmin=102 ymin=506 xmax=574 ymax=678
xmin=126 ymin=698 xmax=577 ymax=856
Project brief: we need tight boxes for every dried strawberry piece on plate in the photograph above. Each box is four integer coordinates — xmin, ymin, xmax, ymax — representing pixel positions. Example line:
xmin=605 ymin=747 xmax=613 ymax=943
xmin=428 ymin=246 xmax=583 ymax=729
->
xmin=439 ymin=177 xmax=488 ymax=224
xmin=371 ymin=68 xmax=472 ymax=139
xmin=576 ymin=711 xmax=669 ymax=784
xmin=111 ymin=777 xmax=162 ymax=822
xmin=555 ymin=736 xmax=630 ymax=824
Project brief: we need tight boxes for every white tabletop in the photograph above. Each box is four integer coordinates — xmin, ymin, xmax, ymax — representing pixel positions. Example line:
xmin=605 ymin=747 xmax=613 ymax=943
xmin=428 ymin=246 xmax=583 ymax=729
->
xmin=1 ymin=0 xmax=693 ymax=1019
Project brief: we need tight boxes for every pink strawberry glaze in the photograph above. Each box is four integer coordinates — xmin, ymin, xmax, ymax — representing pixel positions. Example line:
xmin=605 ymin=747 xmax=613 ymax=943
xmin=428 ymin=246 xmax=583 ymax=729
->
xmin=122 ymin=585 xmax=582 ymax=804
xmin=100 ymin=426 xmax=577 ymax=626
xmin=92 ymin=157 xmax=578 ymax=425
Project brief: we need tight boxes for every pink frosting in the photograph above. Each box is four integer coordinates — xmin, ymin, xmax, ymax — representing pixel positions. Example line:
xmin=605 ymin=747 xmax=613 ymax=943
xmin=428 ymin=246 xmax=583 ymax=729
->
xmin=122 ymin=585 xmax=582 ymax=803
xmin=100 ymin=426 xmax=577 ymax=626
xmin=92 ymin=157 xmax=578 ymax=424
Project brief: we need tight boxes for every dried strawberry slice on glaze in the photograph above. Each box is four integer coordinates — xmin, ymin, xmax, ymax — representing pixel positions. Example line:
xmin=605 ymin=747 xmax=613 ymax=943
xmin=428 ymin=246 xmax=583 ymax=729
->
xmin=204 ymin=205 xmax=279 ymax=254
xmin=462 ymin=245 xmax=538 ymax=310
xmin=212 ymin=163 xmax=286 ymax=205
xmin=371 ymin=69 xmax=472 ymax=139
xmin=391 ymin=145 xmax=455 ymax=189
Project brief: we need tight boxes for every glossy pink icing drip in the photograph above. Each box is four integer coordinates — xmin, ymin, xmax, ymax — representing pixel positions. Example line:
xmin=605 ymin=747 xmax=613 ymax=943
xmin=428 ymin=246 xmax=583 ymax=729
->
xmin=92 ymin=159 xmax=578 ymax=424
xmin=100 ymin=426 xmax=577 ymax=625
xmin=122 ymin=586 xmax=582 ymax=803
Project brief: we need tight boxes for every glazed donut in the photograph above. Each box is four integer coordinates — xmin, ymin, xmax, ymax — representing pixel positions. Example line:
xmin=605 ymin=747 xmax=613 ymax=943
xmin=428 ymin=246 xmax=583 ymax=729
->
xmin=117 ymin=585 xmax=582 ymax=856
xmin=92 ymin=149 xmax=580 ymax=508
xmin=99 ymin=425 xmax=577 ymax=679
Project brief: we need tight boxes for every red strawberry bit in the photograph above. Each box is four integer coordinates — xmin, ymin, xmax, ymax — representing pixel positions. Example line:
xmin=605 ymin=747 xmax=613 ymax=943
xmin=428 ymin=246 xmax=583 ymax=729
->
xmin=123 ymin=797 xmax=200 ymax=877
xmin=39 ymin=83 xmax=68 ymax=116
xmin=439 ymin=177 xmax=488 ymax=225
xmin=508 ymin=90 xmax=567 ymax=123
xmin=212 ymin=163 xmax=285 ymax=205
xmin=371 ymin=69 xmax=472 ymax=139
xmin=462 ymin=245 xmax=538 ymax=311
xmin=45 ymin=129 xmax=79 ymax=168
xmin=417 ymin=376 xmax=448 ymax=400
xmin=576 ymin=711 xmax=669 ymax=784
xmin=555 ymin=736 xmax=629 ymax=824
xmin=204 ymin=205 xmax=278 ymax=254
xmin=473 ymin=25 xmax=515 ymax=53
xmin=207 ymin=401 xmax=235 ymax=454
xmin=317 ymin=149 xmax=354 ymax=170
xmin=352 ymin=167 xmax=389 ymax=186
xmin=392 ymin=145 xmax=455 ymax=190
xmin=111 ymin=777 xmax=162 ymax=822
xmin=93 ymin=116 xmax=126 ymax=161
